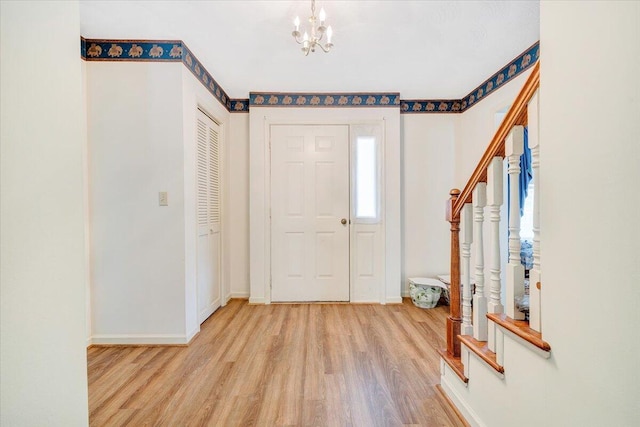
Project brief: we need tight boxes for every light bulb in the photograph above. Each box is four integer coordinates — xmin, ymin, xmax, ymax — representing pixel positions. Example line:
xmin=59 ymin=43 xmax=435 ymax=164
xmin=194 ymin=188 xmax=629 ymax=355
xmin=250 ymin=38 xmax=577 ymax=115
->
xmin=319 ymin=8 xmax=326 ymax=23
xmin=303 ymin=31 xmax=309 ymax=41
xmin=294 ymin=16 xmax=300 ymax=31
xmin=326 ymin=26 xmax=333 ymax=44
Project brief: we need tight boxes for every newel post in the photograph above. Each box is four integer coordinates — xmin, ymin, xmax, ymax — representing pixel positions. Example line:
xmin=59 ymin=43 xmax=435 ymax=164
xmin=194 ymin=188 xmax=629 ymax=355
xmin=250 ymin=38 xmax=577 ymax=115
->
xmin=446 ymin=188 xmax=462 ymax=357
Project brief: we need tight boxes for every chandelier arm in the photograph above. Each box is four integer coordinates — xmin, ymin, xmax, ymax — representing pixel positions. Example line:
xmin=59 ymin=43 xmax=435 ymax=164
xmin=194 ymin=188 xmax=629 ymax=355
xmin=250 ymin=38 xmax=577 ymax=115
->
xmin=292 ymin=0 xmax=332 ymax=55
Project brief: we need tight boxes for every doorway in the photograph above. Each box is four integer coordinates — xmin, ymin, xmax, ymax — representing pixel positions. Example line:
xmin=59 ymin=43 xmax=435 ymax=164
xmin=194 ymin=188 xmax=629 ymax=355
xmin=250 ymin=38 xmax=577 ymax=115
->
xmin=249 ymin=110 xmax=401 ymax=305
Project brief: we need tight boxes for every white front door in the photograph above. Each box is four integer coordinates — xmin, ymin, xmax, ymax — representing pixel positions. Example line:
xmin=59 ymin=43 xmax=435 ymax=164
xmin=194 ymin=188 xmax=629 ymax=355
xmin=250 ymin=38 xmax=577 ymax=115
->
xmin=270 ymin=125 xmax=350 ymax=302
xmin=196 ymin=109 xmax=221 ymax=323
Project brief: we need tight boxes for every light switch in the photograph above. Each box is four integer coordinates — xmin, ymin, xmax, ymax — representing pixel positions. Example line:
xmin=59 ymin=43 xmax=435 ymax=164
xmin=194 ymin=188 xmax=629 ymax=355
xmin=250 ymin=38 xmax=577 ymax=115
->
xmin=159 ymin=192 xmax=168 ymax=206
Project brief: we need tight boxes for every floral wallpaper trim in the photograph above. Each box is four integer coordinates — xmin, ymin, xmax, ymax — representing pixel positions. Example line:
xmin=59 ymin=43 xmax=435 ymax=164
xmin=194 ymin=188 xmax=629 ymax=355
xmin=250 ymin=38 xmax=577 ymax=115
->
xmin=82 ymin=38 xmax=183 ymax=62
xmin=249 ymin=93 xmax=401 ymax=108
xmin=181 ymin=44 xmax=232 ymax=111
xmin=81 ymin=38 xmax=539 ymax=114
xmin=400 ymin=100 xmax=462 ymax=114
xmin=459 ymin=41 xmax=539 ymax=113
xmin=81 ymin=38 xmax=233 ymax=112
xmin=230 ymin=99 xmax=250 ymax=112
xmin=401 ymin=41 xmax=540 ymax=114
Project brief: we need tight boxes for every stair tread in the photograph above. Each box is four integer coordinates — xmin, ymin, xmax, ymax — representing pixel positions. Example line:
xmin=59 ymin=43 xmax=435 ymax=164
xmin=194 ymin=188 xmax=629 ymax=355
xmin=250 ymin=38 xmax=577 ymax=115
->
xmin=458 ymin=335 xmax=504 ymax=374
xmin=438 ymin=349 xmax=468 ymax=384
xmin=487 ymin=313 xmax=551 ymax=352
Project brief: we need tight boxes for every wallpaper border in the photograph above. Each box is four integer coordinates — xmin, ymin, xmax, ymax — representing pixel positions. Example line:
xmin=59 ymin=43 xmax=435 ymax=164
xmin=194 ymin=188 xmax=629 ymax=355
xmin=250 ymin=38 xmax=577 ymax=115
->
xmin=249 ymin=93 xmax=401 ymax=108
xmin=400 ymin=41 xmax=540 ymax=114
xmin=81 ymin=38 xmax=539 ymax=114
xmin=82 ymin=38 xmax=235 ymax=112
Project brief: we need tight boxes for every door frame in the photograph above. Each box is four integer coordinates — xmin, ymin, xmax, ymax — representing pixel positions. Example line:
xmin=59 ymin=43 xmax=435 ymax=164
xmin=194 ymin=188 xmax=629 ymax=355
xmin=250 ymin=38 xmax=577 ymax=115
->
xmin=249 ymin=107 xmax=402 ymax=305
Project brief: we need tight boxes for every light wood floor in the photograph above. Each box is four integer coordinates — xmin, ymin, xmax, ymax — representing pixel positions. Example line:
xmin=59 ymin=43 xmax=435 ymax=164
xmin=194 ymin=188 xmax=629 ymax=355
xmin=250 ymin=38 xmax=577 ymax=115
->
xmin=88 ymin=299 xmax=466 ymax=426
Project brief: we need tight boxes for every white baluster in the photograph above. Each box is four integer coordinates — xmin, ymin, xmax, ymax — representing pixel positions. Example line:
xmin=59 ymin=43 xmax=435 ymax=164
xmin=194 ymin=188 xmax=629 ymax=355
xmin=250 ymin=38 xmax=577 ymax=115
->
xmin=461 ymin=203 xmax=473 ymax=336
xmin=505 ymin=126 xmax=526 ymax=320
xmin=528 ymin=90 xmax=542 ymax=332
xmin=472 ymin=182 xmax=488 ymax=341
xmin=486 ymin=157 xmax=503 ymax=352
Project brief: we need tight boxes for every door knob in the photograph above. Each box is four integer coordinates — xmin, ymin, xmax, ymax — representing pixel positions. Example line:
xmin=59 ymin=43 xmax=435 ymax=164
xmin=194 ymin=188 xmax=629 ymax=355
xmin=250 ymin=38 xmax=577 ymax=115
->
xmin=341 ymin=218 xmax=347 ymax=225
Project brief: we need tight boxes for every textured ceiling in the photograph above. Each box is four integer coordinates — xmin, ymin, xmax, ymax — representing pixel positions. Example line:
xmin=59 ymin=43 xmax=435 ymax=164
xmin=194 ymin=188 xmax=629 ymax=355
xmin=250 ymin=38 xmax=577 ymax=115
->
xmin=80 ymin=0 xmax=540 ymax=99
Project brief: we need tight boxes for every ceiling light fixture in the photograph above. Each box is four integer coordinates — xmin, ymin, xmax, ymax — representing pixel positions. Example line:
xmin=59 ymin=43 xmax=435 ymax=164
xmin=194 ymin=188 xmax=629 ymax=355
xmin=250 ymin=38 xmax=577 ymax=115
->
xmin=292 ymin=0 xmax=333 ymax=56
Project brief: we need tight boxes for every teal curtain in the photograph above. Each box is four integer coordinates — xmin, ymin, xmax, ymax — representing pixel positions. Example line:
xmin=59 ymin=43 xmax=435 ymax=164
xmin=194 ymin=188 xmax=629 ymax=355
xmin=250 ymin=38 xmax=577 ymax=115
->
xmin=507 ymin=127 xmax=533 ymax=218
xmin=519 ymin=128 xmax=532 ymax=216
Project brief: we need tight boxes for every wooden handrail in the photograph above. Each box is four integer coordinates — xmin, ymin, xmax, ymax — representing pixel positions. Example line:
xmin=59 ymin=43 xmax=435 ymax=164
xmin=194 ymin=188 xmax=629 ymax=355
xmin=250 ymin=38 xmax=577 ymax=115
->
xmin=443 ymin=61 xmax=540 ymax=362
xmin=452 ymin=61 xmax=540 ymax=220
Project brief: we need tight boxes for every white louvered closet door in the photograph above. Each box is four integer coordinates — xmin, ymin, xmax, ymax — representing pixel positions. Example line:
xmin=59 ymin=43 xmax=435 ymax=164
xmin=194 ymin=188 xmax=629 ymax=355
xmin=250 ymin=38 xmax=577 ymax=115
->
xmin=196 ymin=109 xmax=221 ymax=324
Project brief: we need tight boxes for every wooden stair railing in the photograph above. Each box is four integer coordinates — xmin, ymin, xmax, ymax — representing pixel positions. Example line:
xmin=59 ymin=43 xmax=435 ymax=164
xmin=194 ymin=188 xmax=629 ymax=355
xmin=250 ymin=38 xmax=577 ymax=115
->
xmin=451 ymin=61 xmax=539 ymax=219
xmin=446 ymin=189 xmax=462 ymax=358
xmin=443 ymin=61 xmax=540 ymax=364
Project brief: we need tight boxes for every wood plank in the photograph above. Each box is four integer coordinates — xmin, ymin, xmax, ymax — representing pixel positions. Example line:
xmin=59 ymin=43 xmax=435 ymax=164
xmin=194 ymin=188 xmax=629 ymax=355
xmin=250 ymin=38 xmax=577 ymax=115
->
xmin=458 ymin=335 xmax=504 ymax=374
xmin=438 ymin=349 xmax=469 ymax=384
xmin=447 ymin=189 xmax=463 ymax=359
xmin=487 ymin=312 xmax=551 ymax=352
xmin=88 ymin=299 xmax=467 ymax=426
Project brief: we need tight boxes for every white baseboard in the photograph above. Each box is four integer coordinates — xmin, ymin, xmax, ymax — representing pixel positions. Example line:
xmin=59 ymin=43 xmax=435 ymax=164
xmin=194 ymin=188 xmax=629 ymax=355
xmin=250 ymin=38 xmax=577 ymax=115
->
xmin=91 ymin=334 xmax=192 ymax=345
xmin=249 ymin=296 xmax=401 ymax=305
xmin=349 ymin=298 xmax=379 ymax=304
xmin=199 ymin=303 xmax=217 ymax=324
xmin=230 ymin=291 xmax=250 ymax=299
xmin=186 ymin=326 xmax=200 ymax=344
xmin=440 ymin=366 xmax=486 ymax=427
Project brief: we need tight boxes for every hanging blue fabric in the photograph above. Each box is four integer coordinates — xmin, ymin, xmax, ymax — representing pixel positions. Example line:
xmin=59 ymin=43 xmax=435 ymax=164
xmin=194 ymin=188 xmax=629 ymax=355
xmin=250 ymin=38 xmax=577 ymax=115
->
xmin=507 ymin=127 xmax=533 ymax=219
xmin=519 ymin=128 xmax=532 ymax=216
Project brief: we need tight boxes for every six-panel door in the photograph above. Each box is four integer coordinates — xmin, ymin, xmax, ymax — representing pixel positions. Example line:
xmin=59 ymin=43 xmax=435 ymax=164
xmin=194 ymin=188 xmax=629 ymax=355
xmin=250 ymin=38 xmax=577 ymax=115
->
xmin=270 ymin=125 xmax=350 ymax=302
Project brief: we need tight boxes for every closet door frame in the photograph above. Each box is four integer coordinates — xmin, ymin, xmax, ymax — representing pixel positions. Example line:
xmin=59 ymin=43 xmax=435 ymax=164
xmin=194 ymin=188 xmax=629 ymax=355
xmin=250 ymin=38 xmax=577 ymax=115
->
xmin=195 ymin=107 xmax=225 ymax=323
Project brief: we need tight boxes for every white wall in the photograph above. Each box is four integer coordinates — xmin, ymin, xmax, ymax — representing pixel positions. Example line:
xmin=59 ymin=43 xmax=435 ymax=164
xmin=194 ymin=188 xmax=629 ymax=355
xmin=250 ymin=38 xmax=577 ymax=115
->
xmin=401 ymin=114 xmax=456 ymax=293
xmin=87 ymin=61 xmax=231 ymax=344
xmin=82 ymin=58 xmax=93 ymax=345
xmin=454 ymin=69 xmax=533 ymax=189
xmin=442 ymin=2 xmax=640 ymax=426
xmin=87 ymin=62 xmax=189 ymax=343
xmin=228 ymin=113 xmax=251 ymax=298
xmin=0 ymin=1 xmax=89 ymax=425
xmin=539 ymin=1 xmax=640 ymax=425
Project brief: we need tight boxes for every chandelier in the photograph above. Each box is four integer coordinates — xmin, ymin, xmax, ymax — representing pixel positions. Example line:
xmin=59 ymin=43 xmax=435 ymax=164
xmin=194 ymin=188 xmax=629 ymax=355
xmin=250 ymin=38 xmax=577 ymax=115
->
xmin=291 ymin=0 xmax=333 ymax=56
